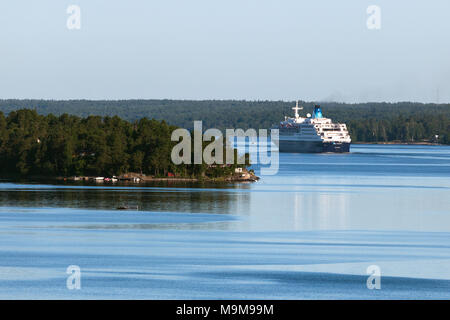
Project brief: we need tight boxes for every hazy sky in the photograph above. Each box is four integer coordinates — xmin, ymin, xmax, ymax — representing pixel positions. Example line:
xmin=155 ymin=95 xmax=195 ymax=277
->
xmin=0 ymin=0 xmax=449 ymax=102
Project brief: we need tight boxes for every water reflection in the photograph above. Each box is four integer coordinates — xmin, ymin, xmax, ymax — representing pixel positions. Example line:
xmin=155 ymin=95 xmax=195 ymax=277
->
xmin=0 ymin=144 xmax=449 ymax=232
xmin=0 ymin=181 xmax=251 ymax=215
xmin=291 ymin=191 xmax=349 ymax=231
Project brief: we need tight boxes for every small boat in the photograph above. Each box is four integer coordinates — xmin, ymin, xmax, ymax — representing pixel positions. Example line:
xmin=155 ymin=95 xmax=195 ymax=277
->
xmin=116 ymin=205 xmax=139 ymax=210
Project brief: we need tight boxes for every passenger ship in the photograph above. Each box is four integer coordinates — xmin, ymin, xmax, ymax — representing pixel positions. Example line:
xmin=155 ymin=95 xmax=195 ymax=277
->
xmin=273 ymin=102 xmax=351 ymax=153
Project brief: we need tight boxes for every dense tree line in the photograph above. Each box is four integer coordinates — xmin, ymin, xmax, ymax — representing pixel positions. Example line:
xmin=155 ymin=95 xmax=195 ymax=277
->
xmin=0 ymin=110 xmax=245 ymax=178
xmin=347 ymin=115 xmax=449 ymax=143
xmin=0 ymin=99 xmax=449 ymax=144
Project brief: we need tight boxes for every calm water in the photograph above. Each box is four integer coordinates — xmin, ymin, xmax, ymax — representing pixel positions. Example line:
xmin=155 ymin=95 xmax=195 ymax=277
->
xmin=1 ymin=144 xmax=450 ymax=299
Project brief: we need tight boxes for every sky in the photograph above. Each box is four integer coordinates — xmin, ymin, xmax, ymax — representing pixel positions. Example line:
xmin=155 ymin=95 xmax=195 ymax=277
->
xmin=0 ymin=0 xmax=449 ymax=103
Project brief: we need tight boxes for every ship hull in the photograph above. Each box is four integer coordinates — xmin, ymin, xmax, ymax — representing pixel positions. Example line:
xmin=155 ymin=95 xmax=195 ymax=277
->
xmin=278 ymin=140 xmax=350 ymax=153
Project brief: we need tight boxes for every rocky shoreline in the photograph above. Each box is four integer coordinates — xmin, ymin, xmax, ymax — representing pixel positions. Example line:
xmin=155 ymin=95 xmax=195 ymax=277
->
xmin=353 ymin=141 xmax=442 ymax=146
xmin=59 ymin=169 xmax=260 ymax=183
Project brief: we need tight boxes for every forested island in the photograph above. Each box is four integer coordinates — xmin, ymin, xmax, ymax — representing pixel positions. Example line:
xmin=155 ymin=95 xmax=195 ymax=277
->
xmin=0 ymin=109 xmax=252 ymax=180
xmin=1 ymin=99 xmax=449 ymax=144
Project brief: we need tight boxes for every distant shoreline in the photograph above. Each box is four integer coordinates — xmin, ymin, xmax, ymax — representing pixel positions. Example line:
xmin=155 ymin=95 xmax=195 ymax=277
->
xmin=353 ymin=141 xmax=442 ymax=146
xmin=0 ymin=171 xmax=260 ymax=184
xmin=56 ymin=174 xmax=260 ymax=183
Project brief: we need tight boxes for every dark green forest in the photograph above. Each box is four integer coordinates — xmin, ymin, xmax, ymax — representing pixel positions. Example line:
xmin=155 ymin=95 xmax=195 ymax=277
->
xmin=1 ymin=99 xmax=449 ymax=144
xmin=0 ymin=109 xmax=245 ymax=178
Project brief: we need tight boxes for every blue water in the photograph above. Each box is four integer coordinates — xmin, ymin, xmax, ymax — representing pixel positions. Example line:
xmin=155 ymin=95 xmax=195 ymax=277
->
xmin=0 ymin=144 xmax=450 ymax=299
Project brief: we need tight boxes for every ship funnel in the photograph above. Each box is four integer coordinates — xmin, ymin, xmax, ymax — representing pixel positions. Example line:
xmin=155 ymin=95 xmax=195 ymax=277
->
xmin=313 ymin=105 xmax=323 ymax=119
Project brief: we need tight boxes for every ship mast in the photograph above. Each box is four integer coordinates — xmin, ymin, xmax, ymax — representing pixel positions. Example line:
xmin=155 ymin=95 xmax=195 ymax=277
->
xmin=292 ymin=101 xmax=303 ymax=119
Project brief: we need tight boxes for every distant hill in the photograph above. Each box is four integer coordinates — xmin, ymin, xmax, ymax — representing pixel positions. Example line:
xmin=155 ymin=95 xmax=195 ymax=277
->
xmin=0 ymin=99 xmax=449 ymax=143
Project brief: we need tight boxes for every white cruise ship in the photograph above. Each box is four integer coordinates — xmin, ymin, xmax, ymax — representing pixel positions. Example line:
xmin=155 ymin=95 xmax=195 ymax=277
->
xmin=273 ymin=102 xmax=351 ymax=153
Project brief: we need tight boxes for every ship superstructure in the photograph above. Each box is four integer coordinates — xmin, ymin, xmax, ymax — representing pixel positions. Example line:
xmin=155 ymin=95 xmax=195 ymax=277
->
xmin=274 ymin=102 xmax=351 ymax=153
